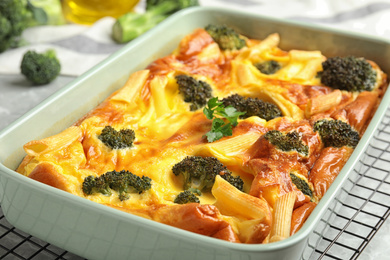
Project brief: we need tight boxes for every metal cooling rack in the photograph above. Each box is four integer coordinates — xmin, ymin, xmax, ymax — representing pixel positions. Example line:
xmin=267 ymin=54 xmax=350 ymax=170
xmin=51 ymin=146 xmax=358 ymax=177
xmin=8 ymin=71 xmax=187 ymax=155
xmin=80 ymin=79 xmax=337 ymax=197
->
xmin=1 ymin=108 xmax=390 ymax=260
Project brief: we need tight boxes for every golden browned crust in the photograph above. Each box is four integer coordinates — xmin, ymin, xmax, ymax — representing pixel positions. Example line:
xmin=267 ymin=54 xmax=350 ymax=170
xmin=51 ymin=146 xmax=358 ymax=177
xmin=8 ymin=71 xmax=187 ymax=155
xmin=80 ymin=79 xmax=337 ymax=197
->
xmin=15 ymin=27 xmax=388 ymax=245
xmin=28 ymin=162 xmax=69 ymax=192
xmin=309 ymin=146 xmax=353 ymax=199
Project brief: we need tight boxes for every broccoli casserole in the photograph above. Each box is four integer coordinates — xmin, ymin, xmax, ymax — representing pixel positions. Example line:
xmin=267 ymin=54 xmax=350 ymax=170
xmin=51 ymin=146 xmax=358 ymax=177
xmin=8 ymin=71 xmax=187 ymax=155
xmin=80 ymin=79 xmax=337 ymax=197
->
xmin=16 ymin=24 xmax=387 ymax=244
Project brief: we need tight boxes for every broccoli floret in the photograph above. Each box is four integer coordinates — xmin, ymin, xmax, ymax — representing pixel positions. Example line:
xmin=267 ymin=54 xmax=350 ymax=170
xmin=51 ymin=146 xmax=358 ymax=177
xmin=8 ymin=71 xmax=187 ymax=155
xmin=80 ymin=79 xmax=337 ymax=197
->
xmin=313 ymin=119 xmax=360 ymax=148
xmin=20 ymin=49 xmax=61 ymax=85
xmin=98 ymin=125 xmax=136 ymax=149
xmin=82 ymin=175 xmax=111 ymax=196
xmin=0 ymin=0 xmax=29 ymax=52
xmin=290 ymin=172 xmax=313 ymax=199
xmin=0 ymin=15 xmax=12 ymax=40
xmin=82 ymin=170 xmax=152 ymax=201
xmin=176 ymin=74 xmax=213 ymax=111
xmin=27 ymin=0 xmax=65 ymax=26
xmin=0 ymin=0 xmax=64 ymax=53
xmin=319 ymin=56 xmax=377 ymax=92
xmin=205 ymin=24 xmax=246 ymax=51
xmin=219 ymin=172 xmax=244 ymax=191
xmin=146 ymin=0 xmax=199 ymax=13
xmin=221 ymin=94 xmax=282 ymax=121
xmin=112 ymin=0 xmax=199 ymax=43
xmin=254 ymin=60 xmax=281 ymax=75
xmin=264 ymin=130 xmax=309 ymax=156
xmin=172 ymin=156 xmax=244 ymax=192
xmin=174 ymin=190 xmax=200 ymax=204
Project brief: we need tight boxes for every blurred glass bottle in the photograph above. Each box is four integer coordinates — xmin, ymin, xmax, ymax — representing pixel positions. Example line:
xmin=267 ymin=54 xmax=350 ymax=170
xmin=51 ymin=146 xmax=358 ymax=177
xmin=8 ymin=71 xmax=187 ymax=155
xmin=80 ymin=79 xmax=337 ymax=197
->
xmin=62 ymin=0 xmax=140 ymax=25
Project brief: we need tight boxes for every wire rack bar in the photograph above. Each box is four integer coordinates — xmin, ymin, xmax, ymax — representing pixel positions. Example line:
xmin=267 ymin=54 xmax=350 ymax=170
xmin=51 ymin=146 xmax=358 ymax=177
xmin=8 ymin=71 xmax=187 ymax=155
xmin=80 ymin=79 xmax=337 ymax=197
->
xmin=303 ymin=107 xmax=390 ymax=260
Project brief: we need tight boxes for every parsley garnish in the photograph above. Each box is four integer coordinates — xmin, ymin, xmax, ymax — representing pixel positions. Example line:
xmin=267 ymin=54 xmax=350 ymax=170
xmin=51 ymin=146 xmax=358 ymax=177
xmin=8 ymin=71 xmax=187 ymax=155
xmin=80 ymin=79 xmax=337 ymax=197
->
xmin=203 ymin=97 xmax=245 ymax=142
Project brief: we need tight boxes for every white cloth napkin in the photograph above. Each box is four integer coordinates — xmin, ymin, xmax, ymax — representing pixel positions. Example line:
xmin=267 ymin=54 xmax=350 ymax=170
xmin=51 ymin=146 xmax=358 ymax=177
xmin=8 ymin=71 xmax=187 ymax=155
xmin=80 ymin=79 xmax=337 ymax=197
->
xmin=1 ymin=0 xmax=390 ymax=76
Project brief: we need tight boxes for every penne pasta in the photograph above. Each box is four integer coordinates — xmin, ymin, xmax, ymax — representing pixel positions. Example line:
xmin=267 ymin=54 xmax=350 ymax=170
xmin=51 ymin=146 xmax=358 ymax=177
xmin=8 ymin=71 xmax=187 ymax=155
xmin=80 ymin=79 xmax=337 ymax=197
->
xmin=289 ymin=50 xmax=323 ymax=61
xmin=294 ymin=58 xmax=324 ymax=81
xmin=236 ymin=33 xmax=280 ymax=62
xmin=111 ymin=70 xmax=150 ymax=103
xmin=15 ymin=25 xmax=387 ymax=245
xmin=212 ymin=175 xmax=271 ymax=221
xmin=255 ymin=33 xmax=280 ymax=52
xmin=23 ymin=126 xmax=82 ymax=157
xmin=269 ymin=191 xmax=297 ymax=242
xmin=212 ymin=175 xmax=273 ymax=243
xmin=197 ymin=131 xmax=263 ymax=165
xmin=150 ymin=75 xmax=171 ymax=117
xmin=232 ymin=61 xmax=260 ymax=87
xmin=305 ymin=89 xmax=342 ymax=118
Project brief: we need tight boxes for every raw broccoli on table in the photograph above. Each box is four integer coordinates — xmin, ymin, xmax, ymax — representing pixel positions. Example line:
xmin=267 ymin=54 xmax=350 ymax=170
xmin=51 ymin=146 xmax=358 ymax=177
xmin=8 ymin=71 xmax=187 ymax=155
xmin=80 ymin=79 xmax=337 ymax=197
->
xmin=20 ymin=49 xmax=61 ymax=85
xmin=112 ymin=0 xmax=199 ymax=43
xmin=0 ymin=0 xmax=64 ymax=53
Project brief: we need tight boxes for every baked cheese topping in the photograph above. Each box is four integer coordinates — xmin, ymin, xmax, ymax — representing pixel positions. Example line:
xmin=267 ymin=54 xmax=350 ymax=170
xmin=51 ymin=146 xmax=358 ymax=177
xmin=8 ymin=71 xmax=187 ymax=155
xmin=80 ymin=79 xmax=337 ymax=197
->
xmin=17 ymin=26 xmax=387 ymax=244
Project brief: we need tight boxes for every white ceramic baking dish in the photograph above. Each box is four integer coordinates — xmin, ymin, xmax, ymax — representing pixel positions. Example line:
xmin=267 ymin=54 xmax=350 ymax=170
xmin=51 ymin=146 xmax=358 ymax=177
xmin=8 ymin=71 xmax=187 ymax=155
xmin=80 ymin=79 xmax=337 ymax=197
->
xmin=1 ymin=7 xmax=390 ymax=260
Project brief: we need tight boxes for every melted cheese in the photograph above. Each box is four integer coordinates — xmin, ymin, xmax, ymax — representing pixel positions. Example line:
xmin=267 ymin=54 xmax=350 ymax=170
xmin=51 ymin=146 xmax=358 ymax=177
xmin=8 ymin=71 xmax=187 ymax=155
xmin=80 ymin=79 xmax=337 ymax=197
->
xmin=17 ymin=27 xmax=387 ymax=244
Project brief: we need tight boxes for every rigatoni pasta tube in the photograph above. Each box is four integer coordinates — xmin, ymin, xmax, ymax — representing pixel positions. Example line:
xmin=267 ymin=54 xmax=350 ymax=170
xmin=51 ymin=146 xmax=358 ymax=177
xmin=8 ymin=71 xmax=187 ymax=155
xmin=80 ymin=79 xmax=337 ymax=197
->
xmin=150 ymin=75 xmax=170 ymax=117
xmin=305 ymin=89 xmax=342 ymax=118
xmin=212 ymin=175 xmax=272 ymax=243
xmin=269 ymin=191 xmax=297 ymax=243
xmin=197 ymin=131 xmax=263 ymax=165
xmin=111 ymin=70 xmax=149 ymax=103
xmin=212 ymin=175 xmax=271 ymax=221
xmin=23 ymin=126 xmax=82 ymax=157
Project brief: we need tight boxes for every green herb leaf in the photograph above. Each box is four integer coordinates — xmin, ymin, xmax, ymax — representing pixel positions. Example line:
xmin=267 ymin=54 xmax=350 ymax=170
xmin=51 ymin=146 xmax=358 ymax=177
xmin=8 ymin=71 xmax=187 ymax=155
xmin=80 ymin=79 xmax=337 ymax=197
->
xmin=27 ymin=1 xmax=48 ymax=25
xmin=219 ymin=106 xmax=245 ymax=126
xmin=203 ymin=97 xmax=244 ymax=142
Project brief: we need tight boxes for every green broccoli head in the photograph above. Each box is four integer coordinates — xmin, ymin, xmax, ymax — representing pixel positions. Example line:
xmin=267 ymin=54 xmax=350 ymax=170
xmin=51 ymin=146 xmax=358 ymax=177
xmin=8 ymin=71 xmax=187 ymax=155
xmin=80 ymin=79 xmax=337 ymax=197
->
xmin=205 ymin=24 xmax=246 ymax=51
xmin=174 ymin=190 xmax=200 ymax=204
xmin=313 ymin=119 xmax=360 ymax=148
xmin=0 ymin=15 xmax=12 ymax=40
xmin=98 ymin=126 xmax=136 ymax=149
xmin=264 ymin=130 xmax=309 ymax=156
xmin=221 ymin=94 xmax=282 ymax=121
xmin=172 ymin=156 xmax=244 ymax=192
xmin=82 ymin=175 xmax=111 ymax=196
xmin=113 ymin=0 xmax=199 ymax=43
xmin=319 ymin=56 xmax=377 ymax=92
xmin=176 ymin=74 xmax=213 ymax=111
xmin=0 ymin=0 xmax=30 ymax=52
xmin=20 ymin=49 xmax=61 ymax=85
xmin=219 ymin=172 xmax=244 ymax=191
xmin=82 ymin=170 xmax=152 ymax=201
xmin=290 ymin=172 xmax=313 ymax=199
xmin=146 ymin=0 xmax=199 ymax=13
xmin=254 ymin=60 xmax=282 ymax=75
